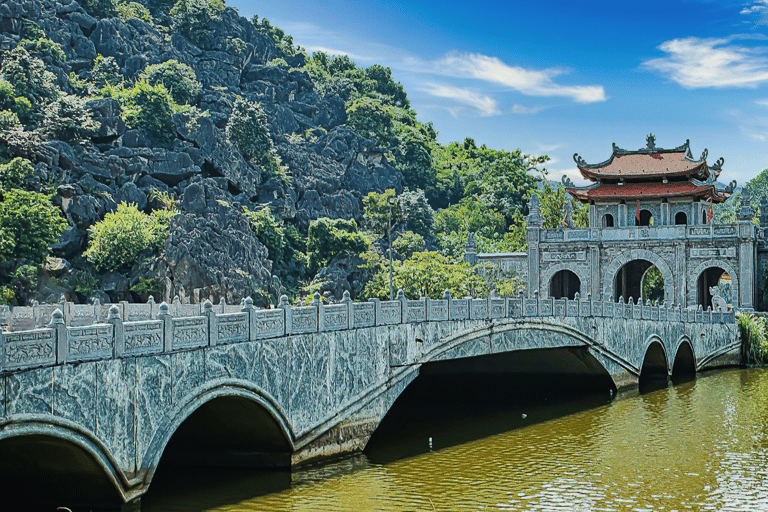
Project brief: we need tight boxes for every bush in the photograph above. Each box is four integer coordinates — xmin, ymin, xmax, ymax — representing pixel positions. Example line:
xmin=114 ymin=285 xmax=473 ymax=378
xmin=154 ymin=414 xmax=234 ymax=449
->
xmin=307 ymin=217 xmax=369 ymax=272
xmin=0 ymin=47 xmax=60 ymax=103
xmin=20 ymin=38 xmax=66 ymax=62
xmin=41 ymin=95 xmax=99 ymax=141
xmin=84 ymin=202 xmax=176 ymax=271
xmin=0 ymin=189 xmax=67 ymax=264
xmin=346 ymin=96 xmax=395 ymax=145
xmin=10 ymin=264 xmax=38 ymax=301
xmin=226 ymin=97 xmax=280 ymax=174
xmin=105 ymin=80 xmax=178 ymax=144
xmin=116 ymin=1 xmax=153 ymax=23
xmin=20 ymin=20 xmax=45 ymax=41
xmin=0 ymin=157 xmax=34 ymax=191
xmin=0 ymin=79 xmax=32 ymax=125
xmin=362 ymin=188 xmax=400 ymax=236
xmin=0 ymin=110 xmax=22 ymax=133
xmin=393 ymin=231 xmax=424 ymax=257
xmin=92 ymin=55 xmax=122 ymax=88
xmin=398 ymin=188 xmax=434 ymax=235
xmin=244 ymin=206 xmax=285 ymax=263
xmin=170 ymin=0 xmax=225 ymax=43
xmin=139 ymin=60 xmax=200 ymax=104
xmin=738 ymin=312 xmax=768 ymax=365
xmin=81 ymin=0 xmax=117 ymax=18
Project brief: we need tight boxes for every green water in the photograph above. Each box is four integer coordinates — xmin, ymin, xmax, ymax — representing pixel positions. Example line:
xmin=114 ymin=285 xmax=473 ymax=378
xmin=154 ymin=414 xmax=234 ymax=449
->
xmin=145 ymin=368 xmax=768 ymax=511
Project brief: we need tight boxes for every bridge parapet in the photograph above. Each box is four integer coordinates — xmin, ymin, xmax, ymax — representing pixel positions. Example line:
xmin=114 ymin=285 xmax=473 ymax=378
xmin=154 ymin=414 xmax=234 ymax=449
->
xmin=0 ymin=292 xmax=735 ymax=374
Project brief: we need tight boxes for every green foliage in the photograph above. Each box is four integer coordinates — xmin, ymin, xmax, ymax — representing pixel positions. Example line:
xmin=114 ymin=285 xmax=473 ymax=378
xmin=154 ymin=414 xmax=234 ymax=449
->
xmin=244 ymin=207 xmax=285 ymax=263
xmin=139 ymin=60 xmax=200 ymax=105
xmin=362 ymin=251 xmax=486 ymax=300
xmin=0 ymin=157 xmax=34 ymax=191
xmin=266 ymin=58 xmax=288 ymax=68
xmin=0 ymin=78 xmax=32 ymax=125
xmin=0 ymin=47 xmax=60 ymax=103
xmin=0 ymin=222 xmax=16 ymax=265
xmin=226 ymin=97 xmax=280 ymax=174
xmin=362 ymin=188 xmax=399 ymax=236
xmin=252 ymin=16 xmax=297 ymax=59
xmin=92 ymin=55 xmax=122 ymax=88
xmin=41 ymin=95 xmax=99 ymax=142
xmin=476 ymin=262 xmax=525 ymax=297
xmin=435 ymin=197 xmax=506 ymax=239
xmin=116 ymin=1 xmax=153 ymax=23
xmin=20 ymin=20 xmax=45 ymax=41
xmin=68 ymin=269 xmax=98 ymax=294
xmin=84 ymin=203 xmax=175 ymax=271
xmin=398 ymin=188 xmax=434 ymax=236
xmin=130 ymin=276 xmax=161 ymax=293
xmin=346 ymin=96 xmax=395 ymax=145
xmin=0 ymin=110 xmax=22 ymax=134
xmin=81 ymin=0 xmax=117 ymax=18
xmin=392 ymin=231 xmax=424 ymax=257
xmin=170 ymin=0 xmax=225 ymax=43
xmin=0 ymin=285 xmax=15 ymax=305
xmin=536 ymin=180 xmax=589 ymax=229
xmin=10 ymin=264 xmax=38 ymax=300
xmin=0 ymin=189 xmax=67 ymax=264
xmin=20 ymin=38 xmax=66 ymax=62
xmin=641 ymin=265 xmax=664 ymax=305
xmin=737 ymin=312 xmax=768 ymax=365
xmin=104 ymin=80 xmax=179 ymax=144
xmin=307 ymin=217 xmax=369 ymax=272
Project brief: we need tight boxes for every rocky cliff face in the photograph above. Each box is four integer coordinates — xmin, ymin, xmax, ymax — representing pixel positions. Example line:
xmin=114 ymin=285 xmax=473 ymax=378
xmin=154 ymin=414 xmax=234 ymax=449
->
xmin=0 ymin=0 xmax=402 ymax=305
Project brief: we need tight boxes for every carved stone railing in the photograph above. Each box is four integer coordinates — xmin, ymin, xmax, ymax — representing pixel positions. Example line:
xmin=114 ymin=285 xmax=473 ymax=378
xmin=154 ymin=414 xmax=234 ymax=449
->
xmin=0 ymin=290 xmax=735 ymax=373
xmin=532 ymin=223 xmax=742 ymax=245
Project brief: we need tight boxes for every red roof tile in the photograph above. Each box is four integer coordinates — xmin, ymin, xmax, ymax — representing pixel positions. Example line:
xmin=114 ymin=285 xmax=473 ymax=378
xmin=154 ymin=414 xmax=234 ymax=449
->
xmin=567 ymin=181 xmax=729 ymax=203
xmin=579 ymin=152 xmax=708 ymax=180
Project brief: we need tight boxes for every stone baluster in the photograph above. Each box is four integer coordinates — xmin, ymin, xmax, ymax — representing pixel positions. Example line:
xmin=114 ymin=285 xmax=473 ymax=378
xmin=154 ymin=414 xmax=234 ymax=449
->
xmin=534 ymin=290 xmax=540 ymax=316
xmin=443 ymin=289 xmax=452 ymax=320
xmin=51 ymin=309 xmax=67 ymax=364
xmin=108 ymin=305 xmax=125 ymax=357
xmin=519 ymin=290 xmax=525 ymax=318
xmin=343 ymin=291 xmax=354 ymax=329
xmin=241 ymin=296 xmax=254 ymax=341
xmin=279 ymin=295 xmax=292 ymax=334
xmin=574 ymin=292 xmax=581 ymax=316
xmin=203 ymin=299 xmax=216 ymax=346
xmin=159 ymin=302 xmax=171 ymax=352
xmin=314 ymin=292 xmax=324 ymax=332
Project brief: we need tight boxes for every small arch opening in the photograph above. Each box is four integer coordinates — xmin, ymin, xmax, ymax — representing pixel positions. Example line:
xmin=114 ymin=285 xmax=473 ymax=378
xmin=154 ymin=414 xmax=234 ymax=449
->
xmin=639 ymin=341 xmax=669 ymax=392
xmin=0 ymin=434 xmax=123 ymax=510
xmin=696 ymin=268 xmax=731 ymax=310
xmin=637 ymin=209 xmax=653 ymax=226
xmin=615 ymin=259 xmax=663 ymax=303
xmin=602 ymin=213 xmax=614 ymax=227
xmin=675 ymin=212 xmax=688 ymax=225
xmin=671 ymin=341 xmax=696 ymax=384
xmin=702 ymin=208 xmax=707 ymax=225
xmin=550 ymin=269 xmax=581 ymax=300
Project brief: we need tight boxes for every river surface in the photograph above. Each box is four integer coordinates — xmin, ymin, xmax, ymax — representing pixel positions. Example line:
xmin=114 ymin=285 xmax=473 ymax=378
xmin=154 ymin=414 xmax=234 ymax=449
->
xmin=144 ymin=368 xmax=768 ymax=512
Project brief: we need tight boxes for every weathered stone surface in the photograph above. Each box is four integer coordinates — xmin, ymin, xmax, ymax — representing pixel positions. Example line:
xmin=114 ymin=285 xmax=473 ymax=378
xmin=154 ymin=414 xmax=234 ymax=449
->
xmin=52 ymin=363 xmax=96 ymax=433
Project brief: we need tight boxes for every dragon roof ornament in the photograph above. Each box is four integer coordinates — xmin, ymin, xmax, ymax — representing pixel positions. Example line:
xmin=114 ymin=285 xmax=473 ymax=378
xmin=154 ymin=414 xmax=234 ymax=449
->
xmin=573 ymin=137 xmax=692 ymax=169
xmin=562 ymin=175 xmax=601 ymax=191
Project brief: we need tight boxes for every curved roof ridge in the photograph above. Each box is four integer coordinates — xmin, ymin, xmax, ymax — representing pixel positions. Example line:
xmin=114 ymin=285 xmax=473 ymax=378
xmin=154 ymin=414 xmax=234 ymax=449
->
xmin=573 ymin=135 xmax=691 ymax=169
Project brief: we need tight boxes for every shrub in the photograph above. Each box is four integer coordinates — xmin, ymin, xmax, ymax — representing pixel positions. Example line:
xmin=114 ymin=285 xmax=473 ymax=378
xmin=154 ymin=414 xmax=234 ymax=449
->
xmin=81 ymin=0 xmax=117 ymax=18
xmin=362 ymin=188 xmax=400 ymax=236
xmin=84 ymin=202 xmax=176 ymax=271
xmin=139 ymin=60 xmax=201 ymax=105
xmin=244 ymin=206 xmax=285 ymax=263
xmin=92 ymin=55 xmax=122 ymax=88
xmin=738 ymin=312 xmax=768 ymax=365
xmin=20 ymin=38 xmax=66 ymax=62
xmin=398 ymin=188 xmax=434 ymax=235
xmin=0 ymin=110 xmax=22 ymax=133
xmin=346 ymin=96 xmax=395 ymax=145
xmin=0 ymin=189 xmax=67 ymax=264
xmin=0 ymin=157 xmax=34 ymax=191
xmin=116 ymin=1 xmax=153 ymax=23
xmin=226 ymin=97 xmax=280 ymax=174
xmin=0 ymin=47 xmax=60 ymax=103
xmin=307 ymin=217 xmax=369 ymax=271
xmin=20 ymin=20 xmax=45 ymax=41
xmin=41 ymin=95 xmax=99 ymax=142
xmin=105 ymin=80 xmax=178 ymax=144
xmin=393 ymin=231 xmax=424 ymax=257
xmin=10 ymin=264 xmax=38 ymax=301
xmin=170 ymin=0 xmax=225 ymax=43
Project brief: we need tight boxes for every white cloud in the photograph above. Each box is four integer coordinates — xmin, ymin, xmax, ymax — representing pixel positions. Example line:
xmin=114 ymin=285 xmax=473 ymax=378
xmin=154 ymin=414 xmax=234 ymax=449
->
xmin=419 ymin=83 xmax=501 ymax=116
xmin=756 ymin=98 xmax=768 ymax=107
xmin=642 ymin=36 xmax=768 ymax=88
xmin=511 ymin=104 xmax=547 ymax=114
xmin=741 ymin=1 xmax=768 ymax=24
xmin=303 ymin=46 xmax=366 ymax=60
xmin=418 ymin=53 xmax=606 ymax=104
xmin=535 ymin=143 xmax=563 ymax=152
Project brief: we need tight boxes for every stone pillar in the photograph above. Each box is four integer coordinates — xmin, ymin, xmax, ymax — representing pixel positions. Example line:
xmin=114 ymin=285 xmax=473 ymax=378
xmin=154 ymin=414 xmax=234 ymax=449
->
xmin=590 ymin=246 xmax=600 ymax=299
xmin=108 ymin=305 xmax=125 ymax=357
xmin=660 ymin=201 xmax=670 ymax=226
xmin=241 ymin=296 xmax=254 ymax=340
xmin=677 ymin=243 xmax=687 ymax=307
xmin=526 ymin=194 xmax=543 ymax=296
xmin=51 ymin=309 xmax=67 ymax=364
xmin=464 ymin=232 xmax=478 ymax=266
xmin=618 ymin=203 xmax=627 ymax=227
xmin=279 ymin=295 xmax=292 ymax=334
xmin=159 ymin=302 xmax=171 ymax=352
xmin=739 ymin=190 xmax=756 ymax=310
xmin=589 ymin=204 xmax=596 ymax=228
xmin=203 ymin=299 xmax=216 ymax=345
xmin=343 ymin=291 xmax=354 ymax=329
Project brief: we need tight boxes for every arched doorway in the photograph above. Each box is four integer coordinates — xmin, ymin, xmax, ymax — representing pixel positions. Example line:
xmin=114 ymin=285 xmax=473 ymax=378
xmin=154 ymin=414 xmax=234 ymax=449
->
xmin=602 ymin=213 xmax=614 ymax=227
xmin=550 ymin=269 xmax=581 ymax=299
xmin=641 ymin=265 xmax=665 ymax=305
xmin=0 ymin=434 xmax=123 ymax=510
xmin=615 ymin=260 xmax=664 ymax=303
xmin=696 ymin=268 xmax=731 ymax=310
xmin=637 ymin=209 xmax=653 ymax=226
xmin=639 ymin=340 xmax=668 ymax=392
xmin=675 ymin=212 xmax=687 ymax=225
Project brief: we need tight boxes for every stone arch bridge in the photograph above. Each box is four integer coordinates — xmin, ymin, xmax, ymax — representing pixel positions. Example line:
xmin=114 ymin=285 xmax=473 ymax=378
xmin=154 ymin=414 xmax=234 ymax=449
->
xmin=0 ymin=294 xmax=739 ymax=509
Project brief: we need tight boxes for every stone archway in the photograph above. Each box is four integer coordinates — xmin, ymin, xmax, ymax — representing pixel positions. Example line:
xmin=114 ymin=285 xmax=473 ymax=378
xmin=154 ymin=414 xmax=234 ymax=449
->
xmin=687 ymin=259 xmax=739 ymax=309
xmin=541 ymin=263 xmax=590 ymax=299
xmin=603 ymin=249 xmax=675 ymax=304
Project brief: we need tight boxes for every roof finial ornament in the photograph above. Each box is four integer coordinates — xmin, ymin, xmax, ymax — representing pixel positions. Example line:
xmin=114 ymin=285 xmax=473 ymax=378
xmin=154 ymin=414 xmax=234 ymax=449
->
xmin=573 ymin=153 xmax=587 ymax=167
xmin=700 ymin=148 xmax=708 ymax=162
xmin=646 ymin=133 xmax=656 ymax=151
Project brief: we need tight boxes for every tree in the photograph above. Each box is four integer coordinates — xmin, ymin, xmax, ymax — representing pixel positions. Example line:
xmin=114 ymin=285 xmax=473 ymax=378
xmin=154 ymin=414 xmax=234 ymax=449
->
xmin=307 ymin=217 xmax=369 ymax=272
xmin=170 ymin=0 xmax=225 ymax=43
xmin=398 ymin=188 xmax=434 ymax=236
xmin=41 ymin=95 xmax=99 ymax=142
xmin=0 ymin=189 xmax=67 ymax=264
xmin=346 ymin=96 xmax=395 ymax=145
xmin=362 ymin=188 xmax=400 ymax=236
xmin=0 ymin=157 xmax=34 ymax=191
xmin=226 ymin=97 xmax=280 ymax=175
xmin=139 ymin=60 xmax=201 ymax=105
xmin=392 ymin=231 xmax=424 ymax=257
xmin=244 ymin=206 xmax=285 ymax=263
xmin=0 ymin=47 xmax=60 ymax=104
xmin=105 ymin=80 xmax=178 ymax=144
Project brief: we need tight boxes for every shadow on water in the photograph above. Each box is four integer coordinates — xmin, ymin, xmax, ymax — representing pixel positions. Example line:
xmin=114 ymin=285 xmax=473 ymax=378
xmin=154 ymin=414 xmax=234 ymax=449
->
xmin=365 ymin=347 xmax=616 ymax=464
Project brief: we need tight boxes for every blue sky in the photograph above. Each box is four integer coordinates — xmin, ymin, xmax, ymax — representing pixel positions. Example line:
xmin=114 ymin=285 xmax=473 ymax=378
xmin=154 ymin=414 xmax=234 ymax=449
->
xmin=231 ymin=0 xmax=768 ymax=186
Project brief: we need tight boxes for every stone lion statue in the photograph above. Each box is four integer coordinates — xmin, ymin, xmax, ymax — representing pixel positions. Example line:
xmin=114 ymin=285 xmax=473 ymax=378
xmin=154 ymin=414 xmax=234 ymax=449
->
xmin=710 ymin=285 xmax=728 ymax=312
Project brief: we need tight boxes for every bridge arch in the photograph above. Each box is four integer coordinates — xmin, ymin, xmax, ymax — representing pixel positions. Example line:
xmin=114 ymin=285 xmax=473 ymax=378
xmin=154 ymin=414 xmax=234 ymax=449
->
xmin=671 ymin=336 xmax=696 ymax=381
xmin=541 ymin=263 xmax=589 ymax=299
xmin=603 ymin=249 xmax=674 ymax=304
xmin=143 ymin=381 xmax=294 ymax=486
xmin=0 ymin=417 xmax=130 ymax=507
xmin=639 ymin=336 xmax=669 ymax=389
xmin=688 ymin=259 xmax=739 ymax=309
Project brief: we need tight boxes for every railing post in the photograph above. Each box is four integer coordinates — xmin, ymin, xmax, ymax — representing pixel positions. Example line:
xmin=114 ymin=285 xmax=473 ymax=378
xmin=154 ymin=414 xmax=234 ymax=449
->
xmin=203 ymin=299 xmax=216 ymax=346
xmin=51 ymin=309 xmax=67 ymax=364
xmin=520 ymin=290 xmax=526 ymax=318
xmin=396 ymin=289 xmax=406 ymax=323
xmin=313 ymin=292 xmax=323 ymax=332
xmin=159 ymin=302 xmax=171 ymax=352
xmin=343 ymin=291 xmax=354 ymax=329
xmin=242 ymin=296 xmax=254 ymax=340
xmin=279 ymin=295 xmax=292 ymax=334
xmin=443 ymin=289 xmax=451 ymax=320
xmin=108 ymin=305 xmax=125 ymax=358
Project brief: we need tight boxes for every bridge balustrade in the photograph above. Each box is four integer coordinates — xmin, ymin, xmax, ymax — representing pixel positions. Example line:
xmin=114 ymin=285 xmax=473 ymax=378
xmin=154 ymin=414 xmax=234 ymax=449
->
xmin=0 ymin=291 xmax=735 ymax=373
